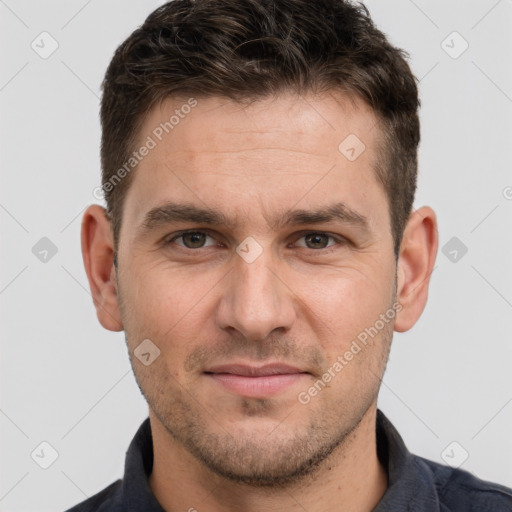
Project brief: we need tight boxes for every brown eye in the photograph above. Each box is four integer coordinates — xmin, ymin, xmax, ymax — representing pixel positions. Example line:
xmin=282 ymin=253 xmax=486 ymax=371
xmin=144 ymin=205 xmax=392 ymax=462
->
xmin=304 ymin=233 xmax=331 ymax=249
xmin=167 ymin=231 xmax=216 ymax=249
xmin=181 ymin=232 xmax=207 ymax=248
xmin=294 ymin=232 xmax=340 ymax=250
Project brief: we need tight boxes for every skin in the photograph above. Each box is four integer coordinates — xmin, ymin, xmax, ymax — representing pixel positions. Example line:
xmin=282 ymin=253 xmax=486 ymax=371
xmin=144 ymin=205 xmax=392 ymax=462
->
xmin=81 ymin=91 xmax=438 ymax=512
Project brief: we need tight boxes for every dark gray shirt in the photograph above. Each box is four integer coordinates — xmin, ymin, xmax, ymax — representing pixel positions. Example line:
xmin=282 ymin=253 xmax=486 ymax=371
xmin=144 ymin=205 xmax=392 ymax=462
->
xmin=64 ymin=410 xmax=512 ymax=511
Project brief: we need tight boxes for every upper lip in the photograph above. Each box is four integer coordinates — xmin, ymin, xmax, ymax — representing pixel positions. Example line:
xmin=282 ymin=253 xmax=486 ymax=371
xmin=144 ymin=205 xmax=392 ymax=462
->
xmin=204 ymin=363 xmax=307 ymax=377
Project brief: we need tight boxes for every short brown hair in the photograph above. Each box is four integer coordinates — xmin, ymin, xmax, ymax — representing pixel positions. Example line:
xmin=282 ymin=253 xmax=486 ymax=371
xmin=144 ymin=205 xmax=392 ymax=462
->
xmin=100 ymin=0 xmax=420 ymax=258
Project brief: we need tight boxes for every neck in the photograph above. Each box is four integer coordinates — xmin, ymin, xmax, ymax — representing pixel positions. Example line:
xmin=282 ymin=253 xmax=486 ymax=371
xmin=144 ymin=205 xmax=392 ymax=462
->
xmin=148 ymin=406 xmax=388 ymax=512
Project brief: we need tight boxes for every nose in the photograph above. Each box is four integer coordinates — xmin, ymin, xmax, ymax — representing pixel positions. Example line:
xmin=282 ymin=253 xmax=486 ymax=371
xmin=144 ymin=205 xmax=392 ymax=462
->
xmin=215 ymin=247 xmax=296 ymax=342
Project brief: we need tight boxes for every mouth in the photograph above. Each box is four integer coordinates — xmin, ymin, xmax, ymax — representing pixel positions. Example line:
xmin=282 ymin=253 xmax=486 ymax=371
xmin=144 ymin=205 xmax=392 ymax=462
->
xmin=204 ymin=363 xmax=310 ymax=398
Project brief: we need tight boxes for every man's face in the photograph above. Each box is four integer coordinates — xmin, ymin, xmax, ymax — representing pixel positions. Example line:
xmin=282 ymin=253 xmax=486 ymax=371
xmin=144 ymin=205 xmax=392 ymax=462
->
xmin=116 ymin=92 xmax=397 ymax=485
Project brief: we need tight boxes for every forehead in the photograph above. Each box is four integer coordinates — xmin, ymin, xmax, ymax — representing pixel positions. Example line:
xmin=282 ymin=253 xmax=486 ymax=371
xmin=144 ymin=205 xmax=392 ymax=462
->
xmin=144 ymin=91 xmax=379 ymax=155
xmin=121 ymin=91 xmax=387 ymax=238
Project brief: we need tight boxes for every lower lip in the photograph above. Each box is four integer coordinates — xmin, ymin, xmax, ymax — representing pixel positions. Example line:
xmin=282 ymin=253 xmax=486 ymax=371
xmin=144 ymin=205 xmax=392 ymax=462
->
xmin=206 ymin=373 xmax=307 ymax=398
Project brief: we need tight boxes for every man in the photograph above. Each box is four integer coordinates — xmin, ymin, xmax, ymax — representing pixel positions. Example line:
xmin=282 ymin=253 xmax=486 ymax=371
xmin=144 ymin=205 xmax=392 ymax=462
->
xmin=68 ymin=0 xmax=512 ymax=510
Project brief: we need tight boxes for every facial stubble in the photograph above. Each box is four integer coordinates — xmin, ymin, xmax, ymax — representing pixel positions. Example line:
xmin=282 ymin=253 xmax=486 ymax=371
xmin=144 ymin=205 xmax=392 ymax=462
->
xmin=116 ymin=260 xmax=396 ymax=488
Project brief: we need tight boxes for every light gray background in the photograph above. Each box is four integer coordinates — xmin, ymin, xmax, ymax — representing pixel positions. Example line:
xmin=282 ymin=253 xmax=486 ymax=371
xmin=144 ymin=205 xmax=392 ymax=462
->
xmin=1 ymin=1 xmax=511 ymax=510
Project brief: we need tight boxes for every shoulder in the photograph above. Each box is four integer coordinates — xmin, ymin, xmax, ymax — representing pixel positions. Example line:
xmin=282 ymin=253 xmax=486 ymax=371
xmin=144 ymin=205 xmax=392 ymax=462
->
xmin=63 ymin=479 xmax=122 ymax=512
xmin=415 ymin=455 xmax=512 ymax=511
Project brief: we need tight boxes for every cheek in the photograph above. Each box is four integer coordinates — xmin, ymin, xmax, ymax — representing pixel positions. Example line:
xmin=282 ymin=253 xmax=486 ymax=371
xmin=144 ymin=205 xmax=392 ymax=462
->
xmin=121 ymin=248 xmax=396 ymax=356
xmin=120 ymin=263 xmax=223 ymax=357
xmin=295 ymin=266 xmax=394 ymax=341
xmin=128 ymin=263 xmax=208 ymax=317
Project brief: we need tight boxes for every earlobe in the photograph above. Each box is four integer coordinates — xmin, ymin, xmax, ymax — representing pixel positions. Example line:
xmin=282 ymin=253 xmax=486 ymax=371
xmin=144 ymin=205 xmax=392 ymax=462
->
xmin=81 ymin=204 xmax=124 ymax=332
xmin=394 ymin=206 xmax=438 ymax=333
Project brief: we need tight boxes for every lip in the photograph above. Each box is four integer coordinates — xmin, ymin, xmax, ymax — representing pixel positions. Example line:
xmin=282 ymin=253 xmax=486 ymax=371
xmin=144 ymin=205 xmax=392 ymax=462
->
xmin=204 ymin=363 xmax=309 ymax=398
xmin=205 ymin=363 xmax=305 ymax=376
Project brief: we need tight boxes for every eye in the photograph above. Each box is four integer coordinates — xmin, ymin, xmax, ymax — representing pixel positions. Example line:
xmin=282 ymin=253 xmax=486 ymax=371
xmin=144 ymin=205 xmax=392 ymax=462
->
xmin=164 ymin=230 xmax=346 ymax=252
xmin=293 ymin=232 xmax=343 ymax=250
xmin=167 ymin=230 xmax=218 ymax=249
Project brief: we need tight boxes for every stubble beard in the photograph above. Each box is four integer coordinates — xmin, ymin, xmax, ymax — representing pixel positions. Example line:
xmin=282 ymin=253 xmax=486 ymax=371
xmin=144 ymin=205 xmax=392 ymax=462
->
xmin=129 ymin=340 xmax=387 ymax=488
xmin=118 ymin=274 xmax=395 ymax=488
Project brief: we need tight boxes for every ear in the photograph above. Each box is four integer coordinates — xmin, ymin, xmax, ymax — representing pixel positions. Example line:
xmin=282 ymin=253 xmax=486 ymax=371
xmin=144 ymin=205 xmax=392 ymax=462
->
xmin=81 ymin=204 xmax=123 ymax=331
xmin=394 ymin=206 xmax=438 ymax=332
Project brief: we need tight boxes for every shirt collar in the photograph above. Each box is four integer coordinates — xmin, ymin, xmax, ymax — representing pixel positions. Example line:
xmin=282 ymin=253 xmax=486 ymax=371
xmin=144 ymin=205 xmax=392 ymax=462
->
xmin=373 ymin=409 xmax=441 ymax=511
xmin=121 ymin=416 xmax=165 ymax=511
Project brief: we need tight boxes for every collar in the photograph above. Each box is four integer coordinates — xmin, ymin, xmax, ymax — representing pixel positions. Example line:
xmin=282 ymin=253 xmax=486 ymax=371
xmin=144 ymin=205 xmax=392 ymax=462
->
xmin=373 ymin=410 xmax=441 ymax=511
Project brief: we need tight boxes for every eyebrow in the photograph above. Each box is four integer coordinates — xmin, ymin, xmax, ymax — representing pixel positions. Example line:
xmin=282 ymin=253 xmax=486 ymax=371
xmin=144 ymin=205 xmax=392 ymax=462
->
xmin=136 ymin=201 xmax=370 ymax=237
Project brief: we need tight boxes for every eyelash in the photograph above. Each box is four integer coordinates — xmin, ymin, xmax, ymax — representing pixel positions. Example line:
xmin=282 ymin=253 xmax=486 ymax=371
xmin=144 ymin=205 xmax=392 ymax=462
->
xmin=164 ymin=230 xmax=348 ymax=254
